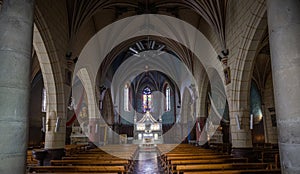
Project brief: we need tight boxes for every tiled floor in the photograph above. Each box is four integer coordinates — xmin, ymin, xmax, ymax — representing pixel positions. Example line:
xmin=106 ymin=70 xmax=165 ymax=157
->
xmin=132 ymin=151 xmax=164 ymax=174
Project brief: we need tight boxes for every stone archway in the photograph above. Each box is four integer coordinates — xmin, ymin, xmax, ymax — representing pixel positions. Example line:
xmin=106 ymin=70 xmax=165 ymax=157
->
xmin=33 ymin=8 xmax=66 ymax=150
xmin=229 ymin=3 xmax=267 ymax=150
xmin=33 ymin=24 xmax=57 ymax=120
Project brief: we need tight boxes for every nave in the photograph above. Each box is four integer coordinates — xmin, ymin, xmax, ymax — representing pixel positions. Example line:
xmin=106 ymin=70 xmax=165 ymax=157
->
xmin=1 ymin=0 xmax=300 ymax=173
xmin=27 ymin=144 xmax=281 ymax=174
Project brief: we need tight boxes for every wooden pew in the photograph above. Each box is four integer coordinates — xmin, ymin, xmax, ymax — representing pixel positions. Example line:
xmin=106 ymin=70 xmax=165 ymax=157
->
xmin=167 ymin=158 xmax=248 ymax=173
xmin=28 ymin=165 xmax=126 ymax=173
xmin=71 ymin=153 xmax=133 ymax=158
xmin=62 ymin=156 xmax=129 ymax=160
xmin=51 ymin=159 xmax=130 ymax=166
xmin=166 ymin=155 xmax=233 ymax=162
xmin=60 ymin=156 xmax=135 ymax=170
xmin=163 ymin=152 xmax=219 ymax=158
xmin=157 ymin=144 xmax=206 ymax=154
xmin=39 ymin=145 xmax=138 ymax=173
xmin=28 ymin=144 xmax=138 ymax=173
xmin=64 ymin=145 xmax=137 ymax=171
xmin=67 ymin=145 xmax=138 ymax=160
xmin=209 ymin=143 xmax=231 ymax=154
xmin=162 ymin=154 xmax=232 ymax=168
xmin=174 ymin=163 xmax=270 ymax=174
xmin=65 ymin=144 xmax=87 ymax=156
xmin=253 ymin=148 xmax=280 ymax=169
xmin=157 ymin=144 xmax=281 ymax=174
xmin=157 ymin=144 xmax=233 ymax=169
xmin=183 ymin=169 xmax=282 ymax=174
xmin=170 ymin=158 xmax=248 ymax=165
xmin=27 ymin=150 xmax=38 ymax=166
xmin=73 ymin=145 xmax=138 ymax=159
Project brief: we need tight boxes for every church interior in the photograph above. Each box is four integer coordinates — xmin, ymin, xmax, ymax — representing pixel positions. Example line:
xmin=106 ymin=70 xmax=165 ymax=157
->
xmin=0 ymin=0 xmax=299 ymax=173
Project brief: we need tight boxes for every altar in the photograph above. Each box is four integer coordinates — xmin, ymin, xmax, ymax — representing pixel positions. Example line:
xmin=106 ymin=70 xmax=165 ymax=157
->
xmin=133 ymin=111 xmax=163 ymax=146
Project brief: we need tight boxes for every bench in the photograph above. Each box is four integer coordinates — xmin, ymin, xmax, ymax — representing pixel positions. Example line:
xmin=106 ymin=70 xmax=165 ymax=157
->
xmin=51 ymin=159 xmax=130 ymax=166
xmin=167 ymin=158 xmax=248 ymax=173
xmin=209 ymin=143 xmax=231 ymax=154
xmin=157 ymin=144 xmax=233 ymax=169
xmin=166 ymin=155 xmax=233 ymax=161
xmin=163 ymin=155 xmax=233 ymax=169
xmin=28 ymin=165 xmax=126 ymax=173
xmin=174 ymin=163 xmax=270 ymax=174
xmin=253 ymin=148 xmax=280 ymax=169
xmin=62 ymin=156 xmax=129 ymax=160
xmin=183 ymin=169 xmax=282 ymax=174
xmin=27 ymin=150 xmax=38 ymax=166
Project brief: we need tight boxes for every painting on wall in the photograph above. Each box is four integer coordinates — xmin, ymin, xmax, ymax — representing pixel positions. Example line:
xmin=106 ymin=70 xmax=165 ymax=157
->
xmin=224 ymin=67 xmax=231 ymax=85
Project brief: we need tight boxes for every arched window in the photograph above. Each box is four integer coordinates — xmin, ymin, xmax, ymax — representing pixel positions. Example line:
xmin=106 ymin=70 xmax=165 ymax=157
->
xmin=166 ymin=86 xmax=171 ymax=111
xmin=124 ymin=84 xmax=129 ymax=111
xmin=250 ymin=80 xmax=263 ymax=124
xmin=42 ymin=87 xmax=47 ymax=112
xmin=143 ymin=86 xmax=152 ymax=112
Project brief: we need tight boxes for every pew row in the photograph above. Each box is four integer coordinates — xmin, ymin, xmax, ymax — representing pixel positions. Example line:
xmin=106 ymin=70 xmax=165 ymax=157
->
xmin=28 ymin=144 xmax=138 ymax=173
xmin=174 ymin=163 xmax=270 ymax=174
xmin=28 ymin=166 xmax=126 ymax=173
xmin=183 ymin=169 xmax=282 ymax=174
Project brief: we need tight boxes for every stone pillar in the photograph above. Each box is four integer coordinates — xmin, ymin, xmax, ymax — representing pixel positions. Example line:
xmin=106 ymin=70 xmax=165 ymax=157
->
xmin=43 ymin=110 xmax=66 ymax=166
xmin=267 ymin=0 xmax=300 ymax=173
xmin=0 ymin=0 xmax=34 ymax=173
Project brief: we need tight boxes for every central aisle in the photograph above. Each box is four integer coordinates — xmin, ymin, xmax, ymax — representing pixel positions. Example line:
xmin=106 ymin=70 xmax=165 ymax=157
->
xmin=132 ymin=149 xmax=164 ymax=174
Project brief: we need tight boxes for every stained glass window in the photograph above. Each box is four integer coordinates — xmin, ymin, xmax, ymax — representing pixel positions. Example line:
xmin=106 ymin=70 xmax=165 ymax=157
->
xmin=143 ymin=87 xmax=152 ymax=112
xmin=42 ymin=88 xmax=47 ymax=112
xmin=250 ymin=81 xmax=263 ymax=124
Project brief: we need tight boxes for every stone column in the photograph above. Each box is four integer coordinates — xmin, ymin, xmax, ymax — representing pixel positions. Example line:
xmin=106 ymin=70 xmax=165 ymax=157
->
xmin=267 ymin=0 xmax=300 ymax=173
xmin=0 ymin=0 xmax=34 ymax=173
xmin=43 ymin=110 xmax=66 ymax=166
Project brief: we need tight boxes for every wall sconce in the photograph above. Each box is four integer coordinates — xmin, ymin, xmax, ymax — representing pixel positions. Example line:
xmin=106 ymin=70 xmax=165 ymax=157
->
xmin=55 ymin=117 xmax=61 ymax=133
xmin=250 ymin=114 xmax=253 ymax=130
xmin=235 ymin=114 xmax=241 ymax=130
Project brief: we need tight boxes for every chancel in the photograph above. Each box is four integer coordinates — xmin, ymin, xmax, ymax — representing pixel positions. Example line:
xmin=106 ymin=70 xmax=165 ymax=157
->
xmin=134 ymin=110 xmax=163 ymax=146
xmin=0 ymin=0 xmax=299 ymax=174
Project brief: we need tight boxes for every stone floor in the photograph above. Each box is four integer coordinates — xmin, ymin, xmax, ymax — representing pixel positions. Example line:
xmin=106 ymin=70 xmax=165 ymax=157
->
xmin=132 ymin=151 xmax=164 ymax=174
